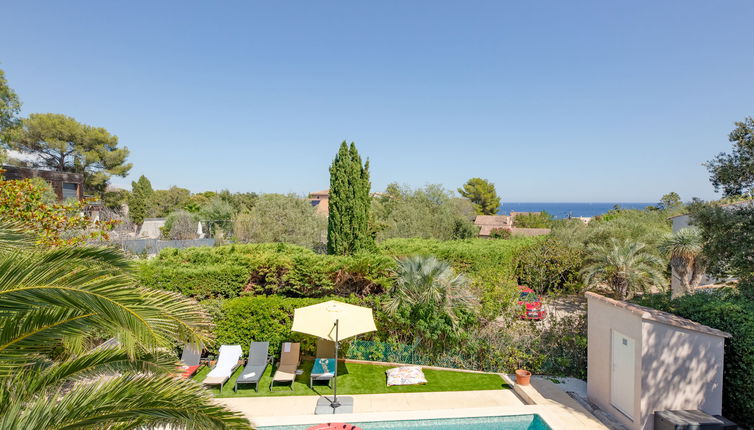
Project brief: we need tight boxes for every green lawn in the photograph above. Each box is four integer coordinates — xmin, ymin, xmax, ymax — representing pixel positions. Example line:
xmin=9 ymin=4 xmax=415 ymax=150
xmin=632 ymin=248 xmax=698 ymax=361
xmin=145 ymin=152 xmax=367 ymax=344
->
xmin=193 ymin=360 xmax=508 ymax=398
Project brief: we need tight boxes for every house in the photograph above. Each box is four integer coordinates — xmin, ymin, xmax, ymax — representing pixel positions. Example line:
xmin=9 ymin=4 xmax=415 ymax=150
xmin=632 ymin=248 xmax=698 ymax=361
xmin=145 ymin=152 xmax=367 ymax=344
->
xmin=1 ymin=165 xmax=83 ymax=201
xmin=308 ymin=189 xmax=330 ymax=215
xmin=474 ymin=215 xmax=513 ymax=237
xmin=474 ymin=215 xmax=551 ymax=238
xmin=586 ymin=292 xmax=730 ymax=430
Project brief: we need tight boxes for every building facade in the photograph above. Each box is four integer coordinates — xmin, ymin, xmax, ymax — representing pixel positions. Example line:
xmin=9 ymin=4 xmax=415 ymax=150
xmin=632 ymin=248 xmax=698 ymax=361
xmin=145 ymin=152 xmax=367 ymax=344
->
xmin=587 ymin=292 xmax=729 ymax=430
xmin=1 ymin=165 xmax=84 ymax=201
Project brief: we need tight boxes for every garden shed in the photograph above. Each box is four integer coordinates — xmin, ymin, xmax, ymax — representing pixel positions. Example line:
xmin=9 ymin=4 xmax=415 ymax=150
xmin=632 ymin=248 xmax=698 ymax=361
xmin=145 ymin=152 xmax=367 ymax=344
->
xmin=586 ymin=292 xmax=731 ymax=430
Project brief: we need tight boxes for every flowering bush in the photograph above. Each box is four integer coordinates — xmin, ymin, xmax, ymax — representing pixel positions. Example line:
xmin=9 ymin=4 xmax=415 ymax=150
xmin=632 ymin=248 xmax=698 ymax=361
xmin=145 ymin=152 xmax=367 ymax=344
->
xmin=0 ymin=173 xmax=116 ymax=246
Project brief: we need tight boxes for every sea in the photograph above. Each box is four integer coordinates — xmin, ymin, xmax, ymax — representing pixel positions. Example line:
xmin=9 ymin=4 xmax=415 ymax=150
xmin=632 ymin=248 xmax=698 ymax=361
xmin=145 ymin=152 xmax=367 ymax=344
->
xmin=499 ymin=202 xmax=654 ymax=219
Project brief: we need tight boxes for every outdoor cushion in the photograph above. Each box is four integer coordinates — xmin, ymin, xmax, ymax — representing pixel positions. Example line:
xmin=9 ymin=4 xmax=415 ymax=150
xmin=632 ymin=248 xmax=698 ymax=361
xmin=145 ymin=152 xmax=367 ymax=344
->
xmin=311 ymin=358 xmax=336 ymax=379
xmin=206 ymin=344 xmax=243 ymax=378
xmin=385 ymin=365 xmax=428 ymax=386
xmin=273 ymin=364 xmax=298 ymax=382
xmin=237 ymin=364 xmax=266 ymax=383
xmin=177 ymin=364 xmax=200 ymax=379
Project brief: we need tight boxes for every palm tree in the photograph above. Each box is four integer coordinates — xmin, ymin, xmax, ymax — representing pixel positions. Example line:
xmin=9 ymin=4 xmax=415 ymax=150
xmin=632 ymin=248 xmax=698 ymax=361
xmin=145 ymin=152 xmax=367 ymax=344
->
xmin=383 ymin=256 xmax=477 ymax=349
xmin=582 ymin=239 xmax=665 ymax=300
xmin=0 ymin=223 xmax=250 ymax=429
xmin=660 ymin=227 xmax=706 ymax=298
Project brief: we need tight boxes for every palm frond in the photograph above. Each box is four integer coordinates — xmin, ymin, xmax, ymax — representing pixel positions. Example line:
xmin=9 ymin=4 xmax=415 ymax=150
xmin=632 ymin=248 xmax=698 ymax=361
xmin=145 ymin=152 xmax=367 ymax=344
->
xmin=1 ymin=375 xmax=252 ymax=430
xmin=0 ymin=221 xmax=35 ymax=251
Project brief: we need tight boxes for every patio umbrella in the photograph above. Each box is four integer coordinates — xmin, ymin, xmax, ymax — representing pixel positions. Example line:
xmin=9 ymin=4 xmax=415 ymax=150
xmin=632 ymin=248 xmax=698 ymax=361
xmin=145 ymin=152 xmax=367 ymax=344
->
xmin=291 ymin=300 xmax=376 ymax=412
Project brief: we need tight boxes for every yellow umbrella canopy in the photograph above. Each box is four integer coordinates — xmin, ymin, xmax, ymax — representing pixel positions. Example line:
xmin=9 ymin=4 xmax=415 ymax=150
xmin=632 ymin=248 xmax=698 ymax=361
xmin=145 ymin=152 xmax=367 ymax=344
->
xmin=291 ymin=300 xmax=376 ymax=342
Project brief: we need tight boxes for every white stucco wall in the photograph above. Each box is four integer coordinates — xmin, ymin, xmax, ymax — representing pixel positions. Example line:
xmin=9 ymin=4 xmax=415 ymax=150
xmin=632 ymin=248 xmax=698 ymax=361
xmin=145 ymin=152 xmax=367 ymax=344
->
xmin=587 ymin=296 xmax=643 ymax=429
xmin=587 ymin=293 xmax=727 ymax=430
xmin=640 ymin=321 xmax=725 ymax=429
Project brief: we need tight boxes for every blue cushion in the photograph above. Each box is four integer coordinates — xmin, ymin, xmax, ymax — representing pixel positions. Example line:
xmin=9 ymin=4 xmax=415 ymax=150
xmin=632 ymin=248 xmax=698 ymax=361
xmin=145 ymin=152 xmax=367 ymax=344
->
xmin=312 ymin=358 xmax=335 ymax=376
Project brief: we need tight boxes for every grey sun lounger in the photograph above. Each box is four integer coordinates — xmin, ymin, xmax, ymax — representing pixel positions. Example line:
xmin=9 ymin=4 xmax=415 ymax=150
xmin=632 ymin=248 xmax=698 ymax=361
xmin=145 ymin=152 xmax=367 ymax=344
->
xmin=310 ymin=339 xmax=336 ymax=388
xmin=270 ymin=342 xmax=300 ymax=391
xmin=234 ymin=341 xmax=270 ymax=392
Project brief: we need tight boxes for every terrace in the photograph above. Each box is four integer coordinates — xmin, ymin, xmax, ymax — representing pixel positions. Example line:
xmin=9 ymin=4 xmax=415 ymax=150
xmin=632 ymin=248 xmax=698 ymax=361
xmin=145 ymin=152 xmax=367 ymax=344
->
xmin=191 ymin=357 xmax=609 ymax=429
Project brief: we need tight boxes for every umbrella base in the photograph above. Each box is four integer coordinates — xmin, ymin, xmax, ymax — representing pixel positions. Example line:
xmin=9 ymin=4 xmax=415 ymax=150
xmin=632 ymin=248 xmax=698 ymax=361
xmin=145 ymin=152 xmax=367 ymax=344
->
xmin=315 ymin=396 xmax=354 ymax=414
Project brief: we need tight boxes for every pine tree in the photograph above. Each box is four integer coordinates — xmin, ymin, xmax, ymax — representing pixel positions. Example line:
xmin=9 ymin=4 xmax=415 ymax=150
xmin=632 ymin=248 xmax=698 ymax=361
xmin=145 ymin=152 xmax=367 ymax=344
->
xmin=327 ymin=141 xmax=374 ymax=255
xmin=458 ymin=177 xmax=501 ymax=215
xmin=129 ymin=175 xmax=154 ymax=229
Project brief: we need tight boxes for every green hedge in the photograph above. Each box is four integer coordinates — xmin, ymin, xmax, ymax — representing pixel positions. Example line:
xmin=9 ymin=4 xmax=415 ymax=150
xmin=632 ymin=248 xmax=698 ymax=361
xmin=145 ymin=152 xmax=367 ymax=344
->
xmin=137 ymin=243 xmax=394 ymax=300
xmin=137 ymin=239 xmax=536 ymax=304
xmin=212 ymin=295 xmax=365 ymax=356
xmin=634 ymin=290 xmax=754 ymax=428
xmin=378 ymin=238 xmax=538 ymax=317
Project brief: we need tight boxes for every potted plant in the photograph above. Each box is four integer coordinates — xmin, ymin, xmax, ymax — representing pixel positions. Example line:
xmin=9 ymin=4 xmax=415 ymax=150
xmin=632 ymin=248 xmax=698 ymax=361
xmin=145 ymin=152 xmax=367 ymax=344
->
xmin=512 ymin=330 xmax=535 ymax=386
xmin=515 ymin=368 xmax=532 ymax=385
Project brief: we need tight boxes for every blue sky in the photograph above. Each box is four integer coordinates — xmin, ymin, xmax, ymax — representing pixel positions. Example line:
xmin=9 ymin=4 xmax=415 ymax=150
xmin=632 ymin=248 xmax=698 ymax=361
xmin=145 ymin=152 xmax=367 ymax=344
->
xmin=2 ymin=1 xmax=752 ymax=202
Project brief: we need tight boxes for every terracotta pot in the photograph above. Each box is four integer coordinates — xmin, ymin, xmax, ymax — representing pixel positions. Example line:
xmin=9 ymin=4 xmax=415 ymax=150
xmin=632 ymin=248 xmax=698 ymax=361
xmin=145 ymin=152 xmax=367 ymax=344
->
xmin=515 ymin=369 xmax=532 ymax=386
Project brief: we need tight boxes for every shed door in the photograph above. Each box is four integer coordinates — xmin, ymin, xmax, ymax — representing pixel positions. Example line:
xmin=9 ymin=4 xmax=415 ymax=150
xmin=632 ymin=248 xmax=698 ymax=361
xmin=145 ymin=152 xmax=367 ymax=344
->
xmin=611 ymin=330 xmax=635 ymax=419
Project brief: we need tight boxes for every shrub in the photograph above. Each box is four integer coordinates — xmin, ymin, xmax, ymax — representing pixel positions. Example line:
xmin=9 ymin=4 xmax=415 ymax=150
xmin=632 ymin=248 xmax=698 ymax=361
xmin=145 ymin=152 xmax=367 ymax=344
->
xmin=489 ymin=228 xmax=512 ymax=239
xmin=213 ymin=295 xmax=363 ymax=356
xmin=138 ymin=262 xmax=250 ymax=299
xmin=137 ymin=243 xmax=394 ymax=299
xmin=514 ymin=237 xmax=584 ymax=295
xmin=138 ymin=238 xmax=535 ymax=319
xmin=163 ymin=210 xmax=199 ymax=240
xmin=372 ymin=184 xmax=477 ymax=241
xmin=634 ymin=290 xmax=754 ymax=427
xmin=232 ymin=193 xmax=326 ymax=249
xmin=688 ymin=202 xmax=754 ymax=297
xmin=382 ymin=256 xmax=478 ymax=352
xmin=513 ymin=211 xmax=553 ymax=228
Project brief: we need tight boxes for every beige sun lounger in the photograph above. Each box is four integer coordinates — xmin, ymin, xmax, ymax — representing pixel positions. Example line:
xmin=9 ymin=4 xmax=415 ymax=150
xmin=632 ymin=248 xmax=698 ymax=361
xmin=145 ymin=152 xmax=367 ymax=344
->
xmin=203 ymin=344 xmax=243 ymax=392
xmin=270 ymin=342 xmax=300 ymax=391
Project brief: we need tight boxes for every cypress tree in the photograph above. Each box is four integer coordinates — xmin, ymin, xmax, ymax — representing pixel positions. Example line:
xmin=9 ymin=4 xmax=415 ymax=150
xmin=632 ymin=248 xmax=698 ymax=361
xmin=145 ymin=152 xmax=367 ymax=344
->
xmin=129 ymin=175 xmax=154 ymax=229
xmin=327 ymin=141 xmax=374 ymax=255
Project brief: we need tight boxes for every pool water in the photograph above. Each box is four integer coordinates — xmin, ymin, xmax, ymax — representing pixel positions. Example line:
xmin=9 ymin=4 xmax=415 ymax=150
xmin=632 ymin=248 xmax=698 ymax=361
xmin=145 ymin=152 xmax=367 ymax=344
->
xmin=262 ymin=414 xmax=552 ymax=430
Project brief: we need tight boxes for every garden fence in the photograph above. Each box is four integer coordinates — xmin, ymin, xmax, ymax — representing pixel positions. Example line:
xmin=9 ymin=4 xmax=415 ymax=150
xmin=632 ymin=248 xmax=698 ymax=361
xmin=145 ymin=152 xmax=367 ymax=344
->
xmin=345 ymin=340 xmax=502 ymax=373
xmin=104 ymin=238 xmax=216 ymax=256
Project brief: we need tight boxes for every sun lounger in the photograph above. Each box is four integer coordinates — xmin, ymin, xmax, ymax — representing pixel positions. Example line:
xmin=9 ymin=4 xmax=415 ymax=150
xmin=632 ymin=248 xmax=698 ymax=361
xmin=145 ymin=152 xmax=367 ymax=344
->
xmin=177 ymin=343 xmax=203 ymax=379
xmin=234 ymin=341 xmax=270 ymax=392
xmin=203 ymin=344 xmax=242 ymax=391
xmin=270 ymin=342 xmax=300 ymax=391
xmin=310 ymin=339 xmax=336 ymax=388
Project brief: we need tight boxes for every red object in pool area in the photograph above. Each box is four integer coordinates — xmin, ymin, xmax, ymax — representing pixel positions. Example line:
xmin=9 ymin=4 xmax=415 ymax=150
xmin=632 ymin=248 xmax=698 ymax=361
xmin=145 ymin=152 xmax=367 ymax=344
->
xmin=176 ymin=364 xmax=200 ymax=379
xmin=306 ymin=424 xmax=363 ymax=430
xmin=517 ymin=286 xmax=546 ymax=320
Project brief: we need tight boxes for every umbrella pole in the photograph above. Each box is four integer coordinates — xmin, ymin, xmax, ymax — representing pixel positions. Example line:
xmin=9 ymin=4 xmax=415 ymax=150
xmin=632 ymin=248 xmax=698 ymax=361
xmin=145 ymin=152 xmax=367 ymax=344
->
xmin=331 ymin=319 xmax=340 ymax=409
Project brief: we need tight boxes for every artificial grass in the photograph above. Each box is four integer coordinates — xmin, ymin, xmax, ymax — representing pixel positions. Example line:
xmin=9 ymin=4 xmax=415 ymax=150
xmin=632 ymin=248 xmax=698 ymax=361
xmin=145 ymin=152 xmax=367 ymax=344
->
xmin=193 ymin=359 xmax=509 ymax=398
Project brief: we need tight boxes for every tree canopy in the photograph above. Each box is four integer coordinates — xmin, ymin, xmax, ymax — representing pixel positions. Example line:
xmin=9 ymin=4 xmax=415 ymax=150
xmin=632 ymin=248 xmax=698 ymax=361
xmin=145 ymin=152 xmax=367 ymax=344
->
xmin=129 ymin=175 xmax=154 ymax=227
xmin=6 ymin=113 xmax=131 ymax=194
xmin=689 ymin=202 xmax=754 ymax=297
xmin=232 ymin=193 xmax=326 ymax=249
xmin=513 ymin=211 xmax=553 ymax=228
xmin=0 ymin=68 xmax=21 ymax=134
xmin=705 ymin=117 xmax=754 ymax=197
xmin=658 ymin=192 xmax=682 ymax=210
xmin=327 ymin=141 xmax=374 ymax=255
xmin=458 ymin=178 xmax=501 ymax=215
xmin=372 ymin=183 xmax=478 ymax=241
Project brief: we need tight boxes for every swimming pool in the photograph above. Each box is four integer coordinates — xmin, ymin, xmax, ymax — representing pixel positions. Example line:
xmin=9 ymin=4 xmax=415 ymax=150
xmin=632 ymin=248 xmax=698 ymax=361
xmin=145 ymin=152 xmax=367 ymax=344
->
xmin=261 ymin=414 xmax=552 ymax=430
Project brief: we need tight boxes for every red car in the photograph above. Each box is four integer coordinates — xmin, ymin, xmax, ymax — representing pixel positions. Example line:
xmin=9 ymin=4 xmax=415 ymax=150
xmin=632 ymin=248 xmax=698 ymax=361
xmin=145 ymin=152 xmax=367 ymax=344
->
xmin=517 ymin=286 xmax=546 ymax=320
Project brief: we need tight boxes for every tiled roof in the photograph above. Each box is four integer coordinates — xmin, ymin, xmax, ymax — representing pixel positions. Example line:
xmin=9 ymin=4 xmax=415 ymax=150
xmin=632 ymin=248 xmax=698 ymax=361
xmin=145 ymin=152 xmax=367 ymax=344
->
xmin=474 ymin=215 xmax=512 ymax=227
xmin=510 ymin=228 xmax=551 ymax=237
xmin=585 ymin=292 xmax=731 ymax=338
